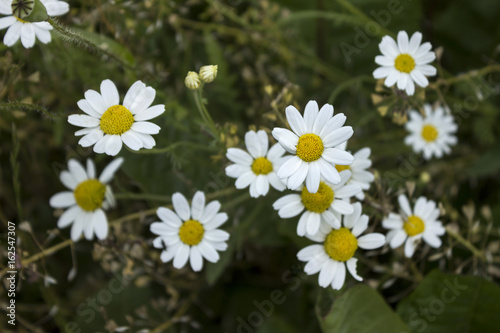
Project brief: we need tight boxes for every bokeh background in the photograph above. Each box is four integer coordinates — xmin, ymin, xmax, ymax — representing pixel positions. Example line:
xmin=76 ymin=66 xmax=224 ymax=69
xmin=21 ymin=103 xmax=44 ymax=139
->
xmin=1 ymin=0 xmax=500 ymax=332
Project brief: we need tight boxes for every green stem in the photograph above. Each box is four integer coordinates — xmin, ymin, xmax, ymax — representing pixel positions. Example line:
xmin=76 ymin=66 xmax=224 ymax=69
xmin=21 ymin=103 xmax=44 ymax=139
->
xmin=446 ymin=226 xmax=486 ymax=260
xmin=114 ymin=193 xmax=172 ymax=202
xmin=430 ymin=64 xmax=500 ymax=88
xmin=193 ymin=88 xmax=219 ymax=139
xmin=0 ymin=101 xmax=55 ymax=119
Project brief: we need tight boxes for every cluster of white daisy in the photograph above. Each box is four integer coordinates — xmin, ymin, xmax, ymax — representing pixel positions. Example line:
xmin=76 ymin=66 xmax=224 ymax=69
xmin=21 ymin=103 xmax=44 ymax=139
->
xmin=226 ymin=101 xmax=384 ymax=289
xmin=47 ymin=77 xmax=233 ymax=272
xmin=15 ymin=15 xmax=456 ymax=288
xmin=373 ymin=31 xmax=458 ymax=160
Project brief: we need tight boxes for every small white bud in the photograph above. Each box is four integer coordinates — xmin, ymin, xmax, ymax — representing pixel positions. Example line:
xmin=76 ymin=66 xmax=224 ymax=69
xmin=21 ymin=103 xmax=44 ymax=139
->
xmin=199 ymin=65 xmax=218 ymax=83
xmin=185 ymin=71 xmax=201 ymax=90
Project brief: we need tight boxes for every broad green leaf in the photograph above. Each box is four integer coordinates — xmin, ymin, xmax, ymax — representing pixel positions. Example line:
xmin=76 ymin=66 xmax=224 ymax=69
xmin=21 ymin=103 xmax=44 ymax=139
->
xmin=397 ymin=269 xmax=500 ymax=333
xmin=318 ymin=284 xmax=410 ymax=333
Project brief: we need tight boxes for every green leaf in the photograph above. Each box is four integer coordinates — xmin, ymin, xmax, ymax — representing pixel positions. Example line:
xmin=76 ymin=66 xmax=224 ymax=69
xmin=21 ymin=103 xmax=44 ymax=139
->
xmin=467 ymin=144 xmax=500 ymax=177
xmin=318 ymin=284 xmax=410 ymax=333
xmin=397 ymin=269 xmax=500 ymax=333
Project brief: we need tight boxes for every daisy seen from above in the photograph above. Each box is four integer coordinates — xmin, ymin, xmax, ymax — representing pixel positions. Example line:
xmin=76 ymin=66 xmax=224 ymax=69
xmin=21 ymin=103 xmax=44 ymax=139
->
xmin=150 ymin=191 xmax=230 ymax=272
xmin=383 ymin=194 xmax=445 ymax=258
xmin=373 ymin=31 xmax=437 ymax=96
xmin=405 ymin=104 xmax=458 ymax=160
xmin=273 ymin=170 xmax=361 ymax=236
xmin=49 ymin=158 xmax=123 ymax=242
xmin=272 ymin=100 xmax=354 ymax=194
xmin=226 ymin=130 xmax=287 ymax=198
xmin=297 ymin=203 xmax=386 ymax=290
xmin=68 ymin=79 xmax=165 ymax=156
xmin=335 ymin=142 xmax=375 ymax=200
xmin=0 ymin=0 xmax=69 ymax=48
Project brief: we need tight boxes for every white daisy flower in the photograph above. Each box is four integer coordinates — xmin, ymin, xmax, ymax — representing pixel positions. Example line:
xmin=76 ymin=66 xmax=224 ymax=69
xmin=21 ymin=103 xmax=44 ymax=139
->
xmin=383 ymin=194 xmax=445 ymax=258
xmin=49 ymin=158 xmax=123 ymax=242
xmin=273 ymin=170 xmax=361 ymax=236
xmin=150 ymin=191 xmax=230 ymax=272
xmin=373 ymin=31 xmax=437 ymax=96
xmin=272 ymin=100 xmax=354 ymax=194
xmin=0 ymin=0 xmax=69 ymax=48
xmin=226 ymin=130 xmax=287 ymax=198
xmin=335 ymin=142 xmax=374 ymax=200
xmin=297 ymin=203 xmax=385 ymax=290
xmin=404 ymin=104 xmax=457 ymax=160
xmin=68 ymin=79 xmax=165 ymax=156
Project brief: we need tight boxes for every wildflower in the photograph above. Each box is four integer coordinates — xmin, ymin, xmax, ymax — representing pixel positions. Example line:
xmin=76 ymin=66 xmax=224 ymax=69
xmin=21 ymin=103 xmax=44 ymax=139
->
xmin=373 ymin=31 xmax=436 ymax=96
xmin=297 ymin=203 xmax=385 ymax=290
xmin=150 ymin=191 xmax=230 ymax=271
xmin=226 ymin=130 xmax=287 ymax=198
xmin=272 ymin=100 xmax=354 ymax=193
xmin=383 ymin=194 xmax=445 ymax=257
xmin=0 ymin=0 xmax=69 ymax=48
xmin=68 ymin=79 xmax=165 ymax=156
xmin=405 ymin=104 xmax=457 ymax=159
xmin=335 ymin=142 xmax=374 ymax=200
xmin=50 ymin=158 xmax=123 ymax=242
xmin=273 ymin=170 xmax=361 ymax=236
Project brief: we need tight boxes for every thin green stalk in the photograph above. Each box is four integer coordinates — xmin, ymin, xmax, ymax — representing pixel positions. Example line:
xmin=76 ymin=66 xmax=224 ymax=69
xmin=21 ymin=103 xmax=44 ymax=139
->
xmin=430 ymin=64 xmax=500 ymax=88
xmin=193 ymin=88 xmax=219 ymax=139
xmin=446 ymin=226 xmax=486 ymax=260
xmin=10 ymin=124 xmax=23 ymax=222
xmin=0 ymin=101 xmax=55 ymax=119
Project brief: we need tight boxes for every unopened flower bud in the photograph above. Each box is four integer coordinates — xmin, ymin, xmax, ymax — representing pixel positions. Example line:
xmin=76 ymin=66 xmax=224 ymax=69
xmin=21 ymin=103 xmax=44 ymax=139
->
xmin=11 ymin=0 xmax=48 ymax=23
xmin=199 ymin=65 xmax=218 ymax=83
xmin=185 ymin=71 xmax=201 ymax=90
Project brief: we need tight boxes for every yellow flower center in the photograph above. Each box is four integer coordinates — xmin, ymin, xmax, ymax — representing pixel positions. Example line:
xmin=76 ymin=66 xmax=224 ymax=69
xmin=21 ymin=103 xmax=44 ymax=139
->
xmin=301 ymin=182 xmax=334 ymax=213
xmin=251 ymin=157 xmax=273 ymax=175
xmin=73 ymin=179 xmax=106 ymax=212
xmin=335 ymin=164 xmax=350 ymax=172
xmin=421 ymin=124 xmax=438 ymax=142
xmin=179 ymin=219 xmax=204 ymax=246
xmin=324 ymin=227 xmax=358 ymax=262
xmin=296 ymin=133 xmax=324 ymax=162
xmin=100 ymin=105 xmax=135 ymax=135
xmin=403 ymin=215 xmax=425 ymax=236
xmin=394 ymin=54 xmax=416 ymax=73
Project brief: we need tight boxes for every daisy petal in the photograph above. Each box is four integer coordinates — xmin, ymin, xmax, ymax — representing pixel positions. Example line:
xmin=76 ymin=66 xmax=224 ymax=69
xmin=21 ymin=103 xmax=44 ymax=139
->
xmin=172 ymin=193 xmax=191 ymax=221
